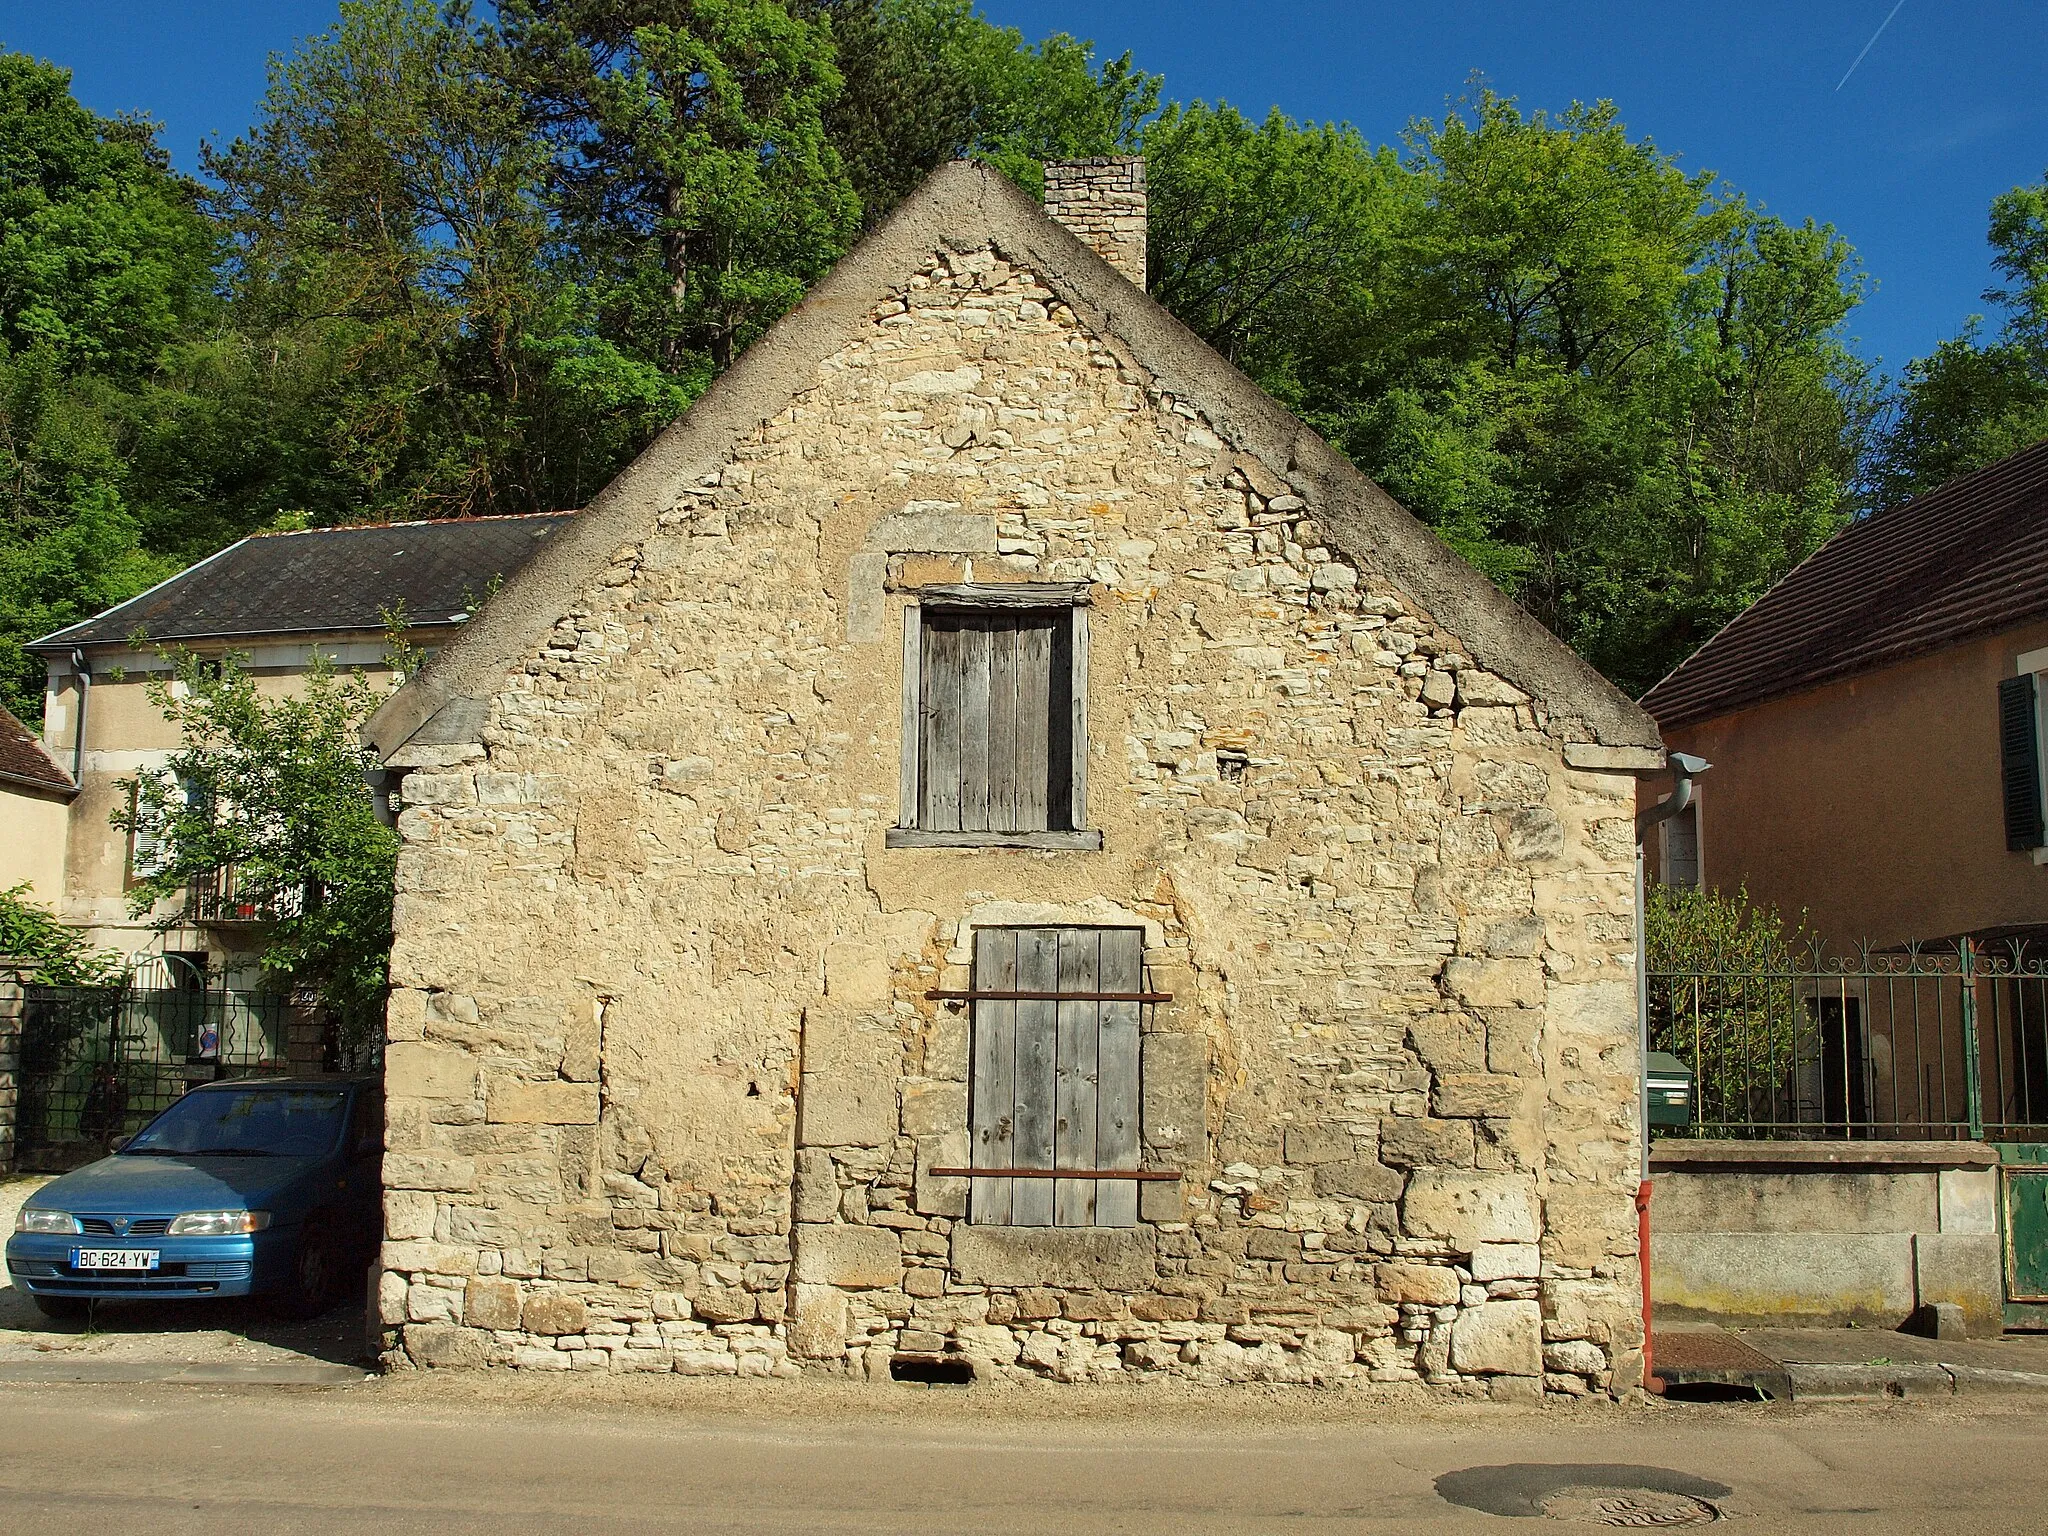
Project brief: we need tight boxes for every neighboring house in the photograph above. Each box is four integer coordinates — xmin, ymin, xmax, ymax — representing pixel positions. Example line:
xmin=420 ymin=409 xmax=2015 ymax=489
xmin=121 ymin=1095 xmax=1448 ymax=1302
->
xmin=25 ymin=514 xmax=573 ymax=985
xmin=1641 ymin=439 xmax=2048 ymax=949
xmin=0 ymin=701 xmax=76 ymax=908
xmin=365 ymin=159 xmax=1665 ymax=1395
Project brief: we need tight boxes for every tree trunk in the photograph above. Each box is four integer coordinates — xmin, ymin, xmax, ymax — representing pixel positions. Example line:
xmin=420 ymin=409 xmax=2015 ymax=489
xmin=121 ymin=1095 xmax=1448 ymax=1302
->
xmin=661 ymin=180 xmax=689 ymax=368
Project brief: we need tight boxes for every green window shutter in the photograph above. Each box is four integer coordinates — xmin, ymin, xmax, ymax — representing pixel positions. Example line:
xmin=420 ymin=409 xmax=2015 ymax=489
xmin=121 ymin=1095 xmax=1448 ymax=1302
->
xmin=2000 ymin=674 xmax=2044 ymax=852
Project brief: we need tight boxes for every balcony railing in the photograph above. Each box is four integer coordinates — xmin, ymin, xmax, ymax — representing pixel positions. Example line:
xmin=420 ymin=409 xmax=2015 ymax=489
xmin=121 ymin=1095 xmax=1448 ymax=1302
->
xmin=185 ymin=866 xmax=308 ymax=926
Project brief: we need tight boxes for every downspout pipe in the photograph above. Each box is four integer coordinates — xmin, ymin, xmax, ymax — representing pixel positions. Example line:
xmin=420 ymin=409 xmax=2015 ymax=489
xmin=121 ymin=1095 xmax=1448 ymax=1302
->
xmin=68 ymin=649 xmax=90 ymax=787
xmin=1630 ymin=750 xmax=1710 ymax=1396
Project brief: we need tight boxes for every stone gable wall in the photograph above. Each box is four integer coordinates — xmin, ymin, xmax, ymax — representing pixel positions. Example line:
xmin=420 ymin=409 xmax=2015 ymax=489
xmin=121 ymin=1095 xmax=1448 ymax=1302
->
xmin=378 ymin=244 xmax=1645 ymax=1398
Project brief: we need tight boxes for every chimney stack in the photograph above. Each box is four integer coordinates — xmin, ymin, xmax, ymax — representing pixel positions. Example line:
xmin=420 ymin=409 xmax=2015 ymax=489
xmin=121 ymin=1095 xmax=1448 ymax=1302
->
xmin=1042 ymin=157 xmax=1146 ymax=287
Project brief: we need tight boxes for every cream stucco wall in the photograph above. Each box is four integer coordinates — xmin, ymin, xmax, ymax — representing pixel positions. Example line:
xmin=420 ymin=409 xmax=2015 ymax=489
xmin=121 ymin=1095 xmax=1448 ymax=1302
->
xmin=1652 ymin=617 xmax=2048 ymax=947
xmin=0 ymin=783 xmax=70 ymax=908
xmin=376 ymin=242 xmax=1648 ymax=1398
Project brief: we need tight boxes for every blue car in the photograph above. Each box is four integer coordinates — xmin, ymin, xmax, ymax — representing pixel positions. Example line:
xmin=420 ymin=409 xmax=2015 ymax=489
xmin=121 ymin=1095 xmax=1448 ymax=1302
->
xmin=6 ymin=1075 xmax=383 ymax=1322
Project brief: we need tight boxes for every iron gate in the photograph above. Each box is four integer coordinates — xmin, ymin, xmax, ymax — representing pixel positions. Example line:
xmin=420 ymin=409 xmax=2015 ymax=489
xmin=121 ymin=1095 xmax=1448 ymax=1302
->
xmin=14 ymin=987 xmax=291 ymax=1170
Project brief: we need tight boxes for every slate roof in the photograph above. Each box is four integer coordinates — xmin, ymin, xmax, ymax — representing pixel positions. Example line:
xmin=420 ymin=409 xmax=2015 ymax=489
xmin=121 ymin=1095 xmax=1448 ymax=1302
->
xmin=1643 ymin=439 xmax=2048 ymax=730
xmin=0 ymin=700 xmax=74 ymax=797
xmin=29 ymin=514 xmax=577 ymax=653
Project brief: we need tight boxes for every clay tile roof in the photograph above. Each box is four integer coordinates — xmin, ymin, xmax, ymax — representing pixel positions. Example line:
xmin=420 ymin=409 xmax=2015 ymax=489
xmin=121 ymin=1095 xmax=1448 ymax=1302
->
xmin=1642 ymin=438 xmax=2048 ymax=730
xmin=0 ymin=700 xmax=74 ymax=797
xmin=29 ymin=513 xmax=577 ymax=653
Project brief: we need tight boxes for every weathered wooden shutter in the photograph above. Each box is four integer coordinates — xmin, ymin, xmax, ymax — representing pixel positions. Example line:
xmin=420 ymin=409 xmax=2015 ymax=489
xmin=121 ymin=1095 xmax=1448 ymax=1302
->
xmin=970 ymin=926 xmax=1142 ymax=1227
xmin=2002 ymin=674 xmax=2045 ymax=851
xmin=920 ymin=613 xmax=1070 ymax=832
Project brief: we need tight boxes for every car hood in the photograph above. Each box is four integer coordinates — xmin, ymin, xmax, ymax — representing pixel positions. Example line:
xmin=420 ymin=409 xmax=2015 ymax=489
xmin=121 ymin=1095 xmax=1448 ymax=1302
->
xmin=29 ymin=1154 xmax=323 ymax=1218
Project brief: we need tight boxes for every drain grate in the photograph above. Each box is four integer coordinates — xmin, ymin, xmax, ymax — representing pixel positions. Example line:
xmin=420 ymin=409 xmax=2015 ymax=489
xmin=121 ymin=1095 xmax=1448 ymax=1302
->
xmin=1540 ymin=1486 xmax=1719 ymax=1526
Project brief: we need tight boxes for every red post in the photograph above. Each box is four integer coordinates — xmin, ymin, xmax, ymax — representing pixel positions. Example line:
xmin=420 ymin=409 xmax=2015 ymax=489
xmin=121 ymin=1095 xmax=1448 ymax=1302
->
xmin=1637 ymin=1177 xmax=1659 ymax=1394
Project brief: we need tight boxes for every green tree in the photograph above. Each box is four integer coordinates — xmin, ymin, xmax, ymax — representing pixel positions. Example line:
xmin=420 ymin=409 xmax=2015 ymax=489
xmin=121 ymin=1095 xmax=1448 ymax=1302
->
xmin=0 ymin=883 xmax=123 ymax=984
xmin=1875 ymin=171 xmax=2048 ymax=506
xmin=112 ymin=652 xmax=397 ymax=1054
xmin=1147 ymin=90 xmax=1874 ymax=696
xmin=506 ymin=0 xmax=862 ymax=371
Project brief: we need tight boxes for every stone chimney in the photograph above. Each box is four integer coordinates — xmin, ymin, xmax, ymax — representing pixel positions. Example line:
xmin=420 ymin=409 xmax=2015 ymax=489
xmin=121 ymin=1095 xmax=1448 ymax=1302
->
xmin=1042 ymin=157 xmax=1146 ymax=287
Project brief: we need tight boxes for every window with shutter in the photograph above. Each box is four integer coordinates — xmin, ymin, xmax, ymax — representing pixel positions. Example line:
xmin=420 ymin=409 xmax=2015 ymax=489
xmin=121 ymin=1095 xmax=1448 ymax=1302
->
xmin=2001 ymin=674 xmax=2045 ymax=852
xmin=889 ymin=584 xmax=1099 ymax=850
xmin=968 ymin=926 xmax=1142 ymax=1228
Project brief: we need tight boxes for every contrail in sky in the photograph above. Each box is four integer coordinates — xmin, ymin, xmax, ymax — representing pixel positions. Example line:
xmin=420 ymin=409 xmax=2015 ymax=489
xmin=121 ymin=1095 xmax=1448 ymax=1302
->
xmin=1836 ymin=0 xmax=1908 ymax=91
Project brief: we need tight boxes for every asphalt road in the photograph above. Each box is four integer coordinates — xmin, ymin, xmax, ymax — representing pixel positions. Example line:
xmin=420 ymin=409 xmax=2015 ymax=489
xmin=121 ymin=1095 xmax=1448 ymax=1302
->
xmin=2 ymin=1380 xmax=2047 ymax=1533
xmin=4 ymin=1384 xmax=2048 ymax=1536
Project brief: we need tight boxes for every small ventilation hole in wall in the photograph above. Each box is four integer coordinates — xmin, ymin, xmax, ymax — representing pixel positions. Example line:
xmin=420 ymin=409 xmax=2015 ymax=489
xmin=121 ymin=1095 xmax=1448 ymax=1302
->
xmin=890 ymin=1355 xmax=975 ymax=1385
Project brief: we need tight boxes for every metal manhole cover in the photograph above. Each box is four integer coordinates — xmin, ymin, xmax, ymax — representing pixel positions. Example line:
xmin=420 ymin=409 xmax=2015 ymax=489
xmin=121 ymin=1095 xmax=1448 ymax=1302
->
xmin=1540 ymin=1485 xmax=1719 ymax=1526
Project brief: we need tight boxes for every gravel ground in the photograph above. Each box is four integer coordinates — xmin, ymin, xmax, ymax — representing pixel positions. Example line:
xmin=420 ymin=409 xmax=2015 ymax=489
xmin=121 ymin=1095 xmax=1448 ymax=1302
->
xmin=0 ymin=1172 xmax=370 ymax=1370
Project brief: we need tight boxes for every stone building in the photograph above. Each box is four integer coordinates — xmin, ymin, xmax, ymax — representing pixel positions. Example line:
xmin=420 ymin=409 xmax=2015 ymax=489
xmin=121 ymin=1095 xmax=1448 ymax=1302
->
xmin=365 ymin=159 xmax=1665 ymax=1398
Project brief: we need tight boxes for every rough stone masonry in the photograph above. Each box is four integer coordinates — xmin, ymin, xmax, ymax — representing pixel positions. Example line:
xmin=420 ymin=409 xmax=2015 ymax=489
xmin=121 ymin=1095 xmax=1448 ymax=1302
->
xmin=369 ymin=159 xmax=1662 ymax=1401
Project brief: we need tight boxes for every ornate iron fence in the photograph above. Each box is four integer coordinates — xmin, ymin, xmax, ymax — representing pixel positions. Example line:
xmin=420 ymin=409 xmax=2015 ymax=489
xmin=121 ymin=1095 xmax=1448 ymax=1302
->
xmin=1648 ymin=938 xmax=2048 ymax=1141
xmin=15 ymin=987 xmax=291 ymax=1169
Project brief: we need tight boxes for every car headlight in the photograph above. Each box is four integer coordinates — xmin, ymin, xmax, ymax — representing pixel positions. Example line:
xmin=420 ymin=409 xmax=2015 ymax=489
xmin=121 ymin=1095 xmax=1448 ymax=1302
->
xmin=14 ymin=1208 xmax=80 ymax=1235
xmin=166 ymin=1210 xmax=272 ymax=1236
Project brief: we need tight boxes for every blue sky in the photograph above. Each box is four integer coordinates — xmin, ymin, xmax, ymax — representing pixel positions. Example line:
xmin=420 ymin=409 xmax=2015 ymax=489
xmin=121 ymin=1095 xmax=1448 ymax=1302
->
xmin=1 ymin=0 xmax=2041 ymax=375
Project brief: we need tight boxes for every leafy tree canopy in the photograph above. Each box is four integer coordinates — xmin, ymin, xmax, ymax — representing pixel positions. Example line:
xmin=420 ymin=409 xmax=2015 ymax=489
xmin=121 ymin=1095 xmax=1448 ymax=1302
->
xmin=0 ymin=882 xmax=124 ymax=984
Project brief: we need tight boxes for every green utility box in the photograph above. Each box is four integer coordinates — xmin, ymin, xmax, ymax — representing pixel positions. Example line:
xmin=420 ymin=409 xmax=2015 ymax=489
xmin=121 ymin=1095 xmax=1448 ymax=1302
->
xmin=1645 ymin=1051 xmax=1695 ymax=1130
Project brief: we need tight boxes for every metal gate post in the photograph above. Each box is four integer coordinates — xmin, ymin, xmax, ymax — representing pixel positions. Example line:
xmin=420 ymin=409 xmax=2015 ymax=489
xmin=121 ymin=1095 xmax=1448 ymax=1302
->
xmin=1962 ymin=937 xmax=1985 ymax=1140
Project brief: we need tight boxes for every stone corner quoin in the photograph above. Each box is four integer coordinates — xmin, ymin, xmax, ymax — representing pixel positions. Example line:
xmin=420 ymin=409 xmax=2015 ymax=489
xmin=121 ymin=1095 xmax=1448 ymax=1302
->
xmin=372 ymin=217 xmax=1647 ymax=1399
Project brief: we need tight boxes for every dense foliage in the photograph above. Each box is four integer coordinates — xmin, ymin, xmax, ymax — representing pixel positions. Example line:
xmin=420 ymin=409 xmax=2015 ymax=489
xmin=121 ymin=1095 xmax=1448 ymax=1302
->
xmin=112 ymin=652 xmax=397 ymax=1051
xmin=0 ymin=883 xmax=124 ymax=984
xmin=1 ymin=2 xmax=2040 ymax=731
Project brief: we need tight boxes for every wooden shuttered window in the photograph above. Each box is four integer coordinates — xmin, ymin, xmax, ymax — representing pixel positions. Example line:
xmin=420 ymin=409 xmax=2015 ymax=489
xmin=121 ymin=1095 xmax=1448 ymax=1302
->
xmin=890 ymin=585 xmax=1097 ymax=849
xmin=2002 ymin=674 xmax=2045 ymax=852
xmin=969 ymin=926 xmax=1142 ymax=1228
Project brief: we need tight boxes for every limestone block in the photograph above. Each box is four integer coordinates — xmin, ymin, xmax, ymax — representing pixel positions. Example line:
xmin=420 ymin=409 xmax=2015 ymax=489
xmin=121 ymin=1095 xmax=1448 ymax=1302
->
xmin=406 ymin=1282 xmax=459 ymax=1324
xmin=1314 ymin=1158 xmax=1405 ymax=1201
xmin=1543 ymin=1338 xmax=1609 ymax=1377
xmin=1448 ymin=1300 xmax=1543 ymax=1376
xmin=1939 ymin=1169 xmax=1998 ymax=1234
xmin=1456 ymin=672 xmax=1531 ymax=709
xmin=914 ymin=1131 xmax=970 ymax=1217
xmin=1141 ymin=1032 xmax=1206 ymax=1152
xmin=823 ymin=942 xmax=893 ymax=1006
xmin=1283 ymin=1124 xmax=1353 ymax=1164
xmin=1914 ymin=1232 xmax=2003 ymax=1338
xmin=801 ymin=1074 xmax=895 ymax=1148
xmin=846 ymin=552 xmax=887 ymax=643
xmin=1402 ymin=1171 xmax=1539 ymax=1251
xmin=1375 ymin=1262 xmax=1460 ymax=1306
xmin=1433 ymin=1074 xmax=1529 ymax=1119
xmin=1562 ymin=743 xmax=1663 ymax=772
xmin=1505 ymin=808 xmax=1565 ymax=864
xmin=792 ymin=1223 xmax=902 ymax=1289
xmin=385 ymin=1042 xmax=478 ymax=1101
xmin=801 ymin=1008 xmax=900 ymax=1078
xmin=383 ymin=1154 xmax=476 ymax=1193
xmin=1138 ymin=1178 xmax=1186 ymax=1223
xmin=485 ymin=1075 xmax=599 ymax=1125
xmin=384 ymin=1189 xmax=437 ymax=1242
xmin=521 ymin=1292 xmax=589 ymax=1336
xmin=901 ymin=1078 xmax=967 ymax=1137
xmin=1407 ymin=1015 xmax=1483 ymax=1074
xmin=1378 ymin=1117 xmax=1475 ymax=1170
xmin=866 ymin=509 xmax=999 ymax=551
xmin=950 ymin=1225 xmax=1157 ymax=1289
xmin=794 ymin=1147 xmax=840 ymax=1223
xmin=1471 ymin=1243 xmax=1541 ymax=1282
xmin=1543 ymin=1188 xmax=1636 ymax=1268
xmin=463 ymin=1277 xmax=522 ymax=1330
xmin=383 ymin=1239 xmax=478 ymax=1277
xmin=1442 ymin=959 xmax=1544 ymax=1009
xmin=924 ymin=1014 xmax=970 ymax=1081
xmin=404 ymin=1324 xmax=494 ymax=1368
xmin=1547 ymin=979 xmax=1635 ymax=1046
xmin=790 ymin=1283 xmax=849 ymax=1358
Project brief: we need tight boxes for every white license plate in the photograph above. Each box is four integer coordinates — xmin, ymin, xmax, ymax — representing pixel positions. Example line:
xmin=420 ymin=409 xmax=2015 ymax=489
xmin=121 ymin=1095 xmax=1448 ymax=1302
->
xmin=72 ymin=1249 xmax=158 ymax=1271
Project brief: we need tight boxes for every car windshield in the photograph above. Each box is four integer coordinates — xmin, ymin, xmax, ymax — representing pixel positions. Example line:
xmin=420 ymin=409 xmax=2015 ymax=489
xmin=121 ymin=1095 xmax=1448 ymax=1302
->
xmin=124 ymin=1087 xmax=348 ymax=1159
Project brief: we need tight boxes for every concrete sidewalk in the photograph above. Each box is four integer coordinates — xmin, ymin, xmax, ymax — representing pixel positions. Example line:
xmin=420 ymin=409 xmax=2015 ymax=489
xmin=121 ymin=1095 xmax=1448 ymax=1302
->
xmin=1657 ymin=1321 xmax=2048 ymax=1400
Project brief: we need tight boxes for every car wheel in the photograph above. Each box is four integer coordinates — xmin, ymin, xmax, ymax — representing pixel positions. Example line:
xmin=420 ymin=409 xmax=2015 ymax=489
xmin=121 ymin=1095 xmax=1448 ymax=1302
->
xmin=29 ymin=1294 xmax=90 ymax=1323
xmin=270 ymin=1232 xmax=336 ymax=1321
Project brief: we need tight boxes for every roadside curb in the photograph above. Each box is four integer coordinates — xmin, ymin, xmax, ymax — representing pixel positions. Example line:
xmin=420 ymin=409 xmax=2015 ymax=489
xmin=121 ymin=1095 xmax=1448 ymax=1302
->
xmin=1782 ymin=1361 xmax=2048 ymax=1400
